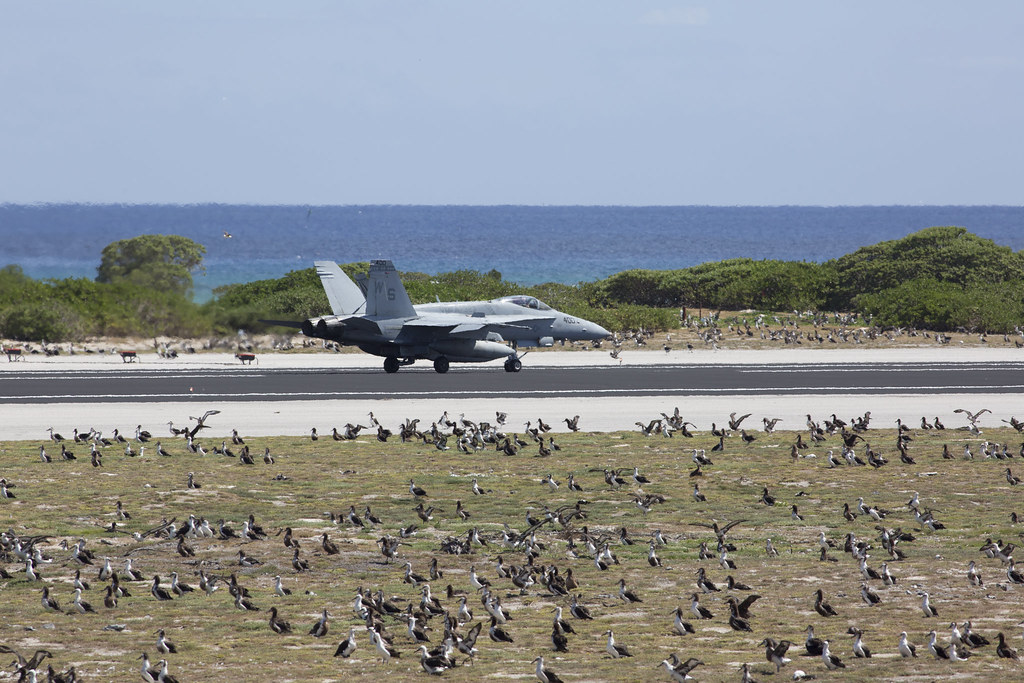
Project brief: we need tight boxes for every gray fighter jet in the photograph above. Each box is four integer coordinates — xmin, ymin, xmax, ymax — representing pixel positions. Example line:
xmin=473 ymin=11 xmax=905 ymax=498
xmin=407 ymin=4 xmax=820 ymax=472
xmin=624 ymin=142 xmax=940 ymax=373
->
xmin=268 ymin=260 xmax=610 ymax=373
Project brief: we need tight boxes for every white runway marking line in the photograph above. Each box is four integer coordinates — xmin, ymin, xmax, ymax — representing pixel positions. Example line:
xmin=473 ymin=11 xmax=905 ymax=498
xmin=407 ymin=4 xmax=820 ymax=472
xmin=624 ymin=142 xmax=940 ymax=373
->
xmin=0 ymin=371 xmax=275 ymax=380
xmin=5 ymin=384 xmax=1024 ymax=402
xmin=740 ymin=366 xmax=1023 ymax=373
xmin=8 ymin=361 xmax=1024 ymax=380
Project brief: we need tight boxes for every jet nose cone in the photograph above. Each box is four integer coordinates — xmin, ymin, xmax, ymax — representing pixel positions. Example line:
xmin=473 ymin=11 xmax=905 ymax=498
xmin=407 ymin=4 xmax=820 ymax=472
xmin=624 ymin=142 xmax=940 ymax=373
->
xmin=590 ymin=323 xmax=611 ymax=340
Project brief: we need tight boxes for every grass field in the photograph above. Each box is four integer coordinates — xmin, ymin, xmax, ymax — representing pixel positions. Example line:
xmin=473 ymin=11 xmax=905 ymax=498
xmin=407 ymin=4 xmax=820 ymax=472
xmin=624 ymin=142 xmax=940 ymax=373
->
xmin=2 ymin=416 xmax=1024 ymax=681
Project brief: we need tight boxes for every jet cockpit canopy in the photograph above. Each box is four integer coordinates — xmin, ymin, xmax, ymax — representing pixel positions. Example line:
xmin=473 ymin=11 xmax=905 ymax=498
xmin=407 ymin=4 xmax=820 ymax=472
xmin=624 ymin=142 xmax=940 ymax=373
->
xmin=498 ymin=295 xmax=552 ymax=311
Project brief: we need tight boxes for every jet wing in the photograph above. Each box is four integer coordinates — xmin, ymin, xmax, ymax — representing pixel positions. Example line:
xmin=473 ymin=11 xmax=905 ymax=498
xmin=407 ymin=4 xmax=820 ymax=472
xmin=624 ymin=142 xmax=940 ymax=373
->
xmin=451 ymin=322 xmax=502 ymax=336
xmin=397 ymin=320 xmax=459 ymax=338
xmin=337 ymin=316 xmax=382 ymax=334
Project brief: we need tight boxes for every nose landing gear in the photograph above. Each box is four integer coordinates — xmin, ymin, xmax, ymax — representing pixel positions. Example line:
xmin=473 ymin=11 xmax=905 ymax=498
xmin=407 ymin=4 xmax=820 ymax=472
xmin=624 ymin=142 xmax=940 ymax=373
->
xmin=504 ymin=342 xmax=524 ymax=372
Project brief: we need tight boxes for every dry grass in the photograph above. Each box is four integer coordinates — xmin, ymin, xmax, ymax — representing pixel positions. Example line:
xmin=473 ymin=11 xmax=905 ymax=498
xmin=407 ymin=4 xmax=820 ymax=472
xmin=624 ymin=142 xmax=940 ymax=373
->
xmin=2 ymin=418 xmax=1024 ymax=681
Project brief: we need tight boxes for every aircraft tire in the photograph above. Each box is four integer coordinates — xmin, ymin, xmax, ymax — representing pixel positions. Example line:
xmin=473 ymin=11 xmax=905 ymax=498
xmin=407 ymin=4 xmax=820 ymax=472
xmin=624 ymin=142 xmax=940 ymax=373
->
xmin=384 ymin=357 xmax=400 ymax=373
xmin=433 ymin=357 xmax=450 ymax=374
xmin=504 ymin=358 xmax=522 ymax=372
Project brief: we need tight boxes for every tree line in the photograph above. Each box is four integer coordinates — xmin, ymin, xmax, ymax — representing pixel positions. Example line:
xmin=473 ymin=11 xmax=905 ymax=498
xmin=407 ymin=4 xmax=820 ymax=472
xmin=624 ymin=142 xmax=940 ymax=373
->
xmin=592 ymin=226 xmax=1024 ymax=331
xmin=2 ymin=227 xmax=1022 ymax=342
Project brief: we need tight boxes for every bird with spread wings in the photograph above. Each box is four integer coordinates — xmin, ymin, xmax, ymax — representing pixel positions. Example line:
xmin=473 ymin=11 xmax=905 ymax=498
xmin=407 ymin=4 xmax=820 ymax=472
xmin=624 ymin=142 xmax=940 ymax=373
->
xmin=187 ymin=410 xmax=221 ymax=438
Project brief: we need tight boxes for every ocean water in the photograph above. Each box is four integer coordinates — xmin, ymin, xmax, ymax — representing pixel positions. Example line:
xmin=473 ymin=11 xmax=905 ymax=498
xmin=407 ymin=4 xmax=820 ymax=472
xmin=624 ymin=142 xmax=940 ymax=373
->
xmin=1 ymin=204 xmax=1022 ymax=301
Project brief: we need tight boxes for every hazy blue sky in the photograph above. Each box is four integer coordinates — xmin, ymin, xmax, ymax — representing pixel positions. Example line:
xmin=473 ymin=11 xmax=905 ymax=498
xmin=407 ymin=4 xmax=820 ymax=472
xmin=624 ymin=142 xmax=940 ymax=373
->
xmin=2 ymin=2 xmax=1022 ymax=205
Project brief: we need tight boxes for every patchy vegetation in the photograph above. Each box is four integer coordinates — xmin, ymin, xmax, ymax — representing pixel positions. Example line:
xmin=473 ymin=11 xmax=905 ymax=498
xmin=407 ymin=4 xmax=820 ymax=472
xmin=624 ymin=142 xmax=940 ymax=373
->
xmin=0 ymin=265 xmax=210 ymax=341
xmin=831 ymin=227 xmax=1024 ymax=331
xmin=3 ymin=227 xmax=1023 ymax=342
xmin=593 ymin=258 xmax=836 ymax=312
xmin=592 ymin=227 xmax=1024 ymax=332
xmin=2 ymin=414 xmax=1024 ymax=680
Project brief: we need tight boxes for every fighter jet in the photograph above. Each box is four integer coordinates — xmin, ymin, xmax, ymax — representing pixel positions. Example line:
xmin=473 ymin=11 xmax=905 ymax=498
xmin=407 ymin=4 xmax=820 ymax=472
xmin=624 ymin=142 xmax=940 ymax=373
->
xmin=266 ymin=260 xmax=610 ymax=373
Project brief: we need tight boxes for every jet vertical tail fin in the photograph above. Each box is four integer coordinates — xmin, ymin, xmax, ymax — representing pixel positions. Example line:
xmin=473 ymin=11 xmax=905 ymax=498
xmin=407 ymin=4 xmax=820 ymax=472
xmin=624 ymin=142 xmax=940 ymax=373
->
xmin=314 ymin=261 xmax=366 ymax=316
xmin=365 ymin=259 xmax=416 ymax=318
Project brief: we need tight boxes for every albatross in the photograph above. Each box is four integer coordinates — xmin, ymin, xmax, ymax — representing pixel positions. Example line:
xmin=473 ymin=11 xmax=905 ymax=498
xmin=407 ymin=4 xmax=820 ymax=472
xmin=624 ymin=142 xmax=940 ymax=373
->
xmin=604 ymin=630 xmax=633 ymax=658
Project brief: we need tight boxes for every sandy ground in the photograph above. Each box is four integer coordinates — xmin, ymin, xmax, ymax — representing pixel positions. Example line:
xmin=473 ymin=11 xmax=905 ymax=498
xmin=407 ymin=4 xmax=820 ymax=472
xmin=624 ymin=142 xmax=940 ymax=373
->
xmin=2 ymin=347 xmax=1023 ymax=440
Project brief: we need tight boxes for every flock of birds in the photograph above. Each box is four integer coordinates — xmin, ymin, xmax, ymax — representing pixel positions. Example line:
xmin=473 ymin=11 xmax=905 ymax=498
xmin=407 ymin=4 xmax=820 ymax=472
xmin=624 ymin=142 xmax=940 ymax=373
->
xmin=610 ymin=313 xmax=1024 ymax=355
xmin=601 ymin=316 xmax=1024 ymax=361
xmin=4 ymin=406 xmax=1024 ymax=681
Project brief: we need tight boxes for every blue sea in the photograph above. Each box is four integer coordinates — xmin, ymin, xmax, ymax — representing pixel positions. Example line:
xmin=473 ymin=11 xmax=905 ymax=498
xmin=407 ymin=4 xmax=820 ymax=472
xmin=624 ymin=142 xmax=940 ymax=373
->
xmin=1 ymin=204 xmax=1022 ymax=301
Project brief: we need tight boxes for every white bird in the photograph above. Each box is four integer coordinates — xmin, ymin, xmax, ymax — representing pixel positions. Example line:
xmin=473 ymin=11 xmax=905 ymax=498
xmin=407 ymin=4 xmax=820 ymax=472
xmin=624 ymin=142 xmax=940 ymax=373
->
xmin=604 ymin=629 xmax=633 ymax=658
xmin=821 ymin=639 xmax=845 ymax=669
xmin=920 ymin=591 xmax=938 ymax=617
xmin=898 ymin=631 xmax=918 ymax=657
xmin=532 ymin=656 xmax=562 ymax=683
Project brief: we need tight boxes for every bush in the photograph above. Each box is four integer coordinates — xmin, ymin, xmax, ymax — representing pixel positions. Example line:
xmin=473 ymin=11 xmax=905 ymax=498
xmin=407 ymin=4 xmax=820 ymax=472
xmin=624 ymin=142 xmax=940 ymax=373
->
xmin=829 ymin=226 xmax=1024 ymax=310
xmin=403 ymin=269 xmax=522 ymax=304
xmin=0 ymin=301 xmax=85 ymax=342
xmin=211 ymin=267 xmax=329 ymax=330
xmin=4 ymin=227 xmax=1024 ymax=340
xmin=574 ymin=304 xmax=677 ymax=332
xmin=0 ymin=265 xmax=215 ymax=341
xmin=597 ymin=260 xmax=835 ymax=311
xmin=856 ymin=278 xmax=1024 ymax=332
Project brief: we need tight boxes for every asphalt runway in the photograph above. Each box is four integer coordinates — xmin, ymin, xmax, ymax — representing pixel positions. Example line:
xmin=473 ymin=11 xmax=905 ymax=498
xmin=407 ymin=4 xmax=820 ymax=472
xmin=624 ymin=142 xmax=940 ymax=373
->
xmin=4 ymin=360 xmax=1024 ymax=403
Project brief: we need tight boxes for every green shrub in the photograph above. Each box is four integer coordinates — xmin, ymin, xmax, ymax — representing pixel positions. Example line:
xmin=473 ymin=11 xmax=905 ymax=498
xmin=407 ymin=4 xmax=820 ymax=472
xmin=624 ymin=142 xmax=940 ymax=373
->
xmin=574 ymin=304 xmax=677 ymax=332
xmin=404 ymin=269 xmax=522 ymax=304
xmin=856 ymin=278 xmax=1024 ymax=332
xmin=0 ymin=301 xmax=85 ymax=341
xmin=597 ymin=260 xmax=835 ymax=311
xmin=4 ymin=227 xmax=1024 ymax=341
xmin=829 ymin=226 xmax=1024 ymax=310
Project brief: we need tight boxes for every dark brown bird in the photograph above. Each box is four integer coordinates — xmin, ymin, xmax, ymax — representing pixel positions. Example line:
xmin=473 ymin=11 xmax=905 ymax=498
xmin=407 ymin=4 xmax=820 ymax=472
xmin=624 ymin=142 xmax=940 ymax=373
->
xmin=813 ymin=589 xmax=838 ymax=617
xmin=269 ymin=607 xmax=292 ymax=634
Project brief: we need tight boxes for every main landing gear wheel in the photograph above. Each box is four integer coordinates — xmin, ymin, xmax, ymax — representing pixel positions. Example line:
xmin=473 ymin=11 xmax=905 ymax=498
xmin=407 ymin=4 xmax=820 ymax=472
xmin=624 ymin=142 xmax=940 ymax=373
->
xmin=504 ymin=358 xmax=522 ymax=373
xmin=433 ymin=357 xmax=450 ymax=374
xmin=383 ymin=357 xmax=400 ymax=373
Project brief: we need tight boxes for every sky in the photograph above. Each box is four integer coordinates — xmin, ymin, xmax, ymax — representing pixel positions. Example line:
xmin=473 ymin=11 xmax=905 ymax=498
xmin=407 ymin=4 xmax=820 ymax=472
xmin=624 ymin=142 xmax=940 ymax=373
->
xmin=1 ymin=2 xmax=1022 ymax=206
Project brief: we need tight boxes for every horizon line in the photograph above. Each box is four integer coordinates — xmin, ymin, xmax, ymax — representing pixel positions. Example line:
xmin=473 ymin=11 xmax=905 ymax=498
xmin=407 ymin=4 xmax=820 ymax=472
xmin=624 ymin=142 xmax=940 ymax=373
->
xmin=3 ymin=202 xmax=1024 ymax=210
